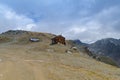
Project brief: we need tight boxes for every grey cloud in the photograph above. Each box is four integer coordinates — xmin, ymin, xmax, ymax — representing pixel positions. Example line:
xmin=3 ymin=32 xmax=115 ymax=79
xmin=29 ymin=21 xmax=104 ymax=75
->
xmin=0 ymin=0 xmax=96 ymax=22
xmin=63 ymin=5 xmax=120 ymax=42
xmin=0 ymin=0 xmax=120 ymax=43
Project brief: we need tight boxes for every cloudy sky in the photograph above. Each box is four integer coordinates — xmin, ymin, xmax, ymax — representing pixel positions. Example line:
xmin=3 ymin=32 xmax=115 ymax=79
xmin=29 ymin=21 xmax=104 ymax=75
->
xmin=0 ymin=0 xmax=120 ymax=43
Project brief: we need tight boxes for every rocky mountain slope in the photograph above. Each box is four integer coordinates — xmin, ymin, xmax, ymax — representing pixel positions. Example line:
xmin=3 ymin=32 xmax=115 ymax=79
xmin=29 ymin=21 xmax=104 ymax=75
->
xmin=0 ymin=30 xmax=120 ymax=80
xmin=88 ymin=38 xmax=120 ymax=67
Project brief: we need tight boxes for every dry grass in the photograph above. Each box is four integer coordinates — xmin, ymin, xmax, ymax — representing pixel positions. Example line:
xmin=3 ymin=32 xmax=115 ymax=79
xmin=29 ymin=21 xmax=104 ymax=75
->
xmin=0 ymin=31 xmax=120 ymax=80
xmin=0 ymin=43 xmax=120 ymax=80
xmin=0 ymin=36 xmax=12 ymax=43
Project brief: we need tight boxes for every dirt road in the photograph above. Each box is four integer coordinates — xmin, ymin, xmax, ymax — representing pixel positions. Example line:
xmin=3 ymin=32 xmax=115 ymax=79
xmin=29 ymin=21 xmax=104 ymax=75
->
xmin=0 ymin=44 xmax=120 ymax=80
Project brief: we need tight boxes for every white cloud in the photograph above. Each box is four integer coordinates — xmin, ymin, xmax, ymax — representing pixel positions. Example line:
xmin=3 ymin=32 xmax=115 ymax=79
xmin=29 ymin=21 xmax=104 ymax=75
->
xmin=63 ymin=6 xmax=120 ymax=43
xmin=0 ymin=4 xmax=36 ymax=32
xmin=16 ymin=24 xmax=37 ymax=31
xmin=0 ymin=1 xmax=120 ymax=43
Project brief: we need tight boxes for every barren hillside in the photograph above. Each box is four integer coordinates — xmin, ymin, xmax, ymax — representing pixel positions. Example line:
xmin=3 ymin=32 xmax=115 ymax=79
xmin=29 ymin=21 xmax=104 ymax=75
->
xmin=0 ymin=30 xmax=120 ymax=80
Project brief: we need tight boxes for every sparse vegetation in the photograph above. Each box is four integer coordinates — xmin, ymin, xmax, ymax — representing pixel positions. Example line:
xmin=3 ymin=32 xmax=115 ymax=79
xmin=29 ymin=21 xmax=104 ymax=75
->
xmin=0 ymin=35 xmax=12 ymax=43
xmin=98 ymin=56 xmax=119 ymax=67
xmin=17 ymin=35 xmax=42 ymax=44
xmin=0 ymin=30 xmax=120 ymax=80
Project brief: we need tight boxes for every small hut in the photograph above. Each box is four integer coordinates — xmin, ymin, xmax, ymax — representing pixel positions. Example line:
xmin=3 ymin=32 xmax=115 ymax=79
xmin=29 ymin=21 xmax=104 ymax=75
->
xmin=51 ymin=35 xmax=66 ymax=45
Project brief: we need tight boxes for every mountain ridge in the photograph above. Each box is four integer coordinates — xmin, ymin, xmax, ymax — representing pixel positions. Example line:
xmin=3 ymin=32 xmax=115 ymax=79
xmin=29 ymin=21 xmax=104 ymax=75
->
xmin=0 ymin=30 xmax=120 ymax=80
xmin=1 ymin=30 xmax=120 ymax=67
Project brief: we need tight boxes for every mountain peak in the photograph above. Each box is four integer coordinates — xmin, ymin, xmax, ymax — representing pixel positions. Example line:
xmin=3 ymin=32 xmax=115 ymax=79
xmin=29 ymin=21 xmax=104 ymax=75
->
xmin=95 ymin=38 xmax=120 ymax=46
xmin=89 ymin=38 xmax=120 ymax=67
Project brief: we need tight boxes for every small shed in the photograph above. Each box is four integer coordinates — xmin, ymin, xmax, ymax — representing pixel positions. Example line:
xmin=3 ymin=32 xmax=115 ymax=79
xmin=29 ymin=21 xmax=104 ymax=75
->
xmin=51 ymin=35 xmax=66 ymax=45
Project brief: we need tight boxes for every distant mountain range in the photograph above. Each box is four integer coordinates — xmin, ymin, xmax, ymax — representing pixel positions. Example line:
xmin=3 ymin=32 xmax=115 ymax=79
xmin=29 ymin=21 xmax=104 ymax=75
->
xmin=73 ymin=38 xmax=120 ymax=67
